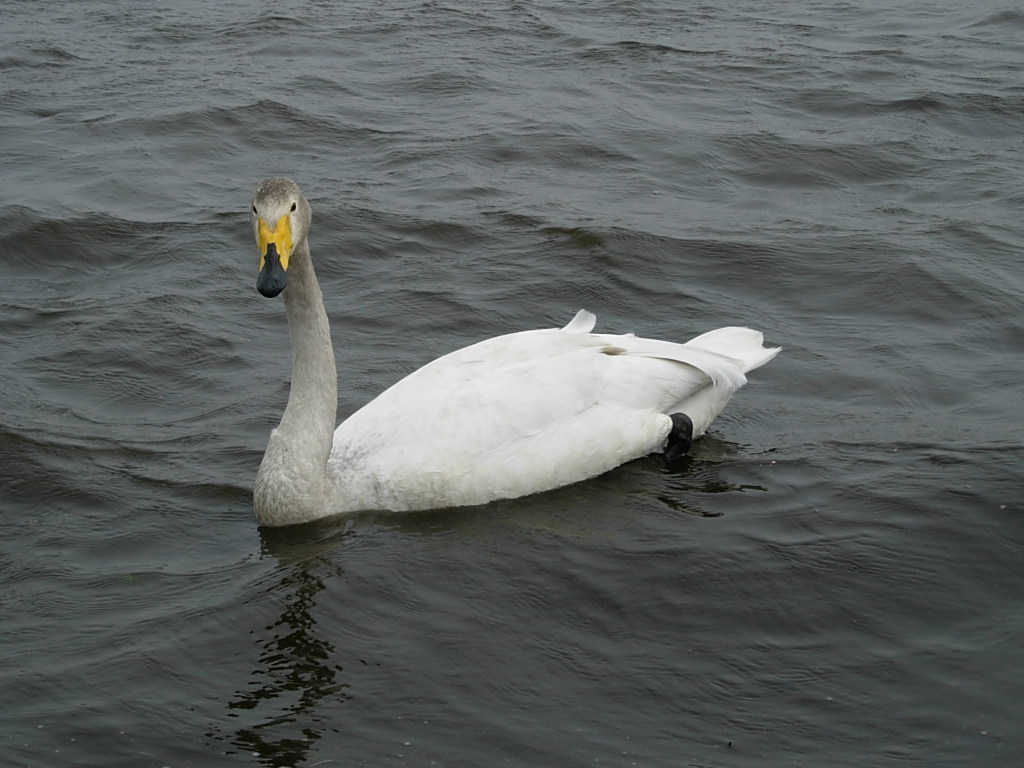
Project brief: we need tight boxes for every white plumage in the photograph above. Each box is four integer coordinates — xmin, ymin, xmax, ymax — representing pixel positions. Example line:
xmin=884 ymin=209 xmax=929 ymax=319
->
xmin=249 ymin=177 xmax=780 ymax=527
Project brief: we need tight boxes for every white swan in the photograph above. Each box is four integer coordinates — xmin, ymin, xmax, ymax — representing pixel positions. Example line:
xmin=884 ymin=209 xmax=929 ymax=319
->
xmin=249 ymin=177 xmax=780 ymax=527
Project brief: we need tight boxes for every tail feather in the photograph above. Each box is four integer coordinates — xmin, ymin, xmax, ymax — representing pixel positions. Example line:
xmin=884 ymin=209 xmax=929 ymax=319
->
xmin=562 ymin=309 xmax=597 ymax=333
xmin=684 ymin=326 xmax=781 ymax=373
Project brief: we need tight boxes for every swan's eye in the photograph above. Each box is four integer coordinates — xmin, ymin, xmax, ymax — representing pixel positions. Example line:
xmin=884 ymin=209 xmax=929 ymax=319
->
xmin=252 ymin=204 xmax=257 ymax=215
xmin=290 ymin=202 xmax=297 ymax=212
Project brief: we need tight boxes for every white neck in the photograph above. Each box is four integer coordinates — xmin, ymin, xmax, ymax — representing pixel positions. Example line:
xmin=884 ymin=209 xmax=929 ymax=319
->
xmin=253 ymin=239 xmax=338 ymax=526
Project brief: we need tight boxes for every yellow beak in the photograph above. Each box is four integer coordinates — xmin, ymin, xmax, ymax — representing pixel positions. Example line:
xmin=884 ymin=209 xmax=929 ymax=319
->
xmin=257 ymin=215 xmax=294 ymax=272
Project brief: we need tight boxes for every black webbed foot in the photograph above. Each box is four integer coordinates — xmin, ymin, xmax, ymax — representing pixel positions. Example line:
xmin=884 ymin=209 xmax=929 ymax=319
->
xmin=664 ymin=413 xmax=694 ymax=464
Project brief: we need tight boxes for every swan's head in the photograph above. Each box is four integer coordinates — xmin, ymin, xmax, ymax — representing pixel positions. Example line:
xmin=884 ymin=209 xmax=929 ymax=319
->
xmin=251 ymin=177 xmax=311 ymax=298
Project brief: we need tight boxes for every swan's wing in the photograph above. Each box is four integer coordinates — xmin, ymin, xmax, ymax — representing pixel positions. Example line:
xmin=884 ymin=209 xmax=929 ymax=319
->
xmin=329 ymin=347 xmax=686 ymax=510
xmin=327 ymin=311 xmax=763 ymax=511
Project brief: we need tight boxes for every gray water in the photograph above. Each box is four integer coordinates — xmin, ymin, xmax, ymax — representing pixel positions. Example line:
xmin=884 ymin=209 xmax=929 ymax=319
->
xmin=2 ymin=1 xmax=1022 ymax=766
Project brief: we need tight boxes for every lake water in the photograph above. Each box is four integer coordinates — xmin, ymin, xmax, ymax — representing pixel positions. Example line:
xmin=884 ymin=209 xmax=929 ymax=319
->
xmin=1 ymin=1 xmax=1022 ymax=766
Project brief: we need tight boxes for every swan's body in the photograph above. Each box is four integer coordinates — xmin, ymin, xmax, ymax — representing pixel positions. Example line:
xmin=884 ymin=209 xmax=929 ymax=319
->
xmin=250 ymin=177 xmax=780 ymax=527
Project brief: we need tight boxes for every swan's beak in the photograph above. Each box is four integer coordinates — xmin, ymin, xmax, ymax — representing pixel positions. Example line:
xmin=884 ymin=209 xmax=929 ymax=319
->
xmin=256 ymin=215 xmax=292 ymax=298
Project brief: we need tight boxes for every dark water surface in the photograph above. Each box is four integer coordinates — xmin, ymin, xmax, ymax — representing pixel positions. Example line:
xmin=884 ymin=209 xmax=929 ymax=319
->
xmin=2 ymin=0 xmax=1022 ymax=766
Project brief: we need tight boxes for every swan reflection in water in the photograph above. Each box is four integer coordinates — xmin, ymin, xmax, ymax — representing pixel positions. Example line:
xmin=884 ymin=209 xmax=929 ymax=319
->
xmin=216 ymin=525 xmax=354 ymax=766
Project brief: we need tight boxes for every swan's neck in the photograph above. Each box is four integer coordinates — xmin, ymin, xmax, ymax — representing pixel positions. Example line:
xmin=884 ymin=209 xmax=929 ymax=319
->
xmin=254 ymin=239 xmax=338 ymax=526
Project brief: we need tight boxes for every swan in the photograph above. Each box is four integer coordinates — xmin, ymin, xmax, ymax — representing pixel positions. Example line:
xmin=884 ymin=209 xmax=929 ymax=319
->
xmin=249 ymin=176 xmax=780 ymax=527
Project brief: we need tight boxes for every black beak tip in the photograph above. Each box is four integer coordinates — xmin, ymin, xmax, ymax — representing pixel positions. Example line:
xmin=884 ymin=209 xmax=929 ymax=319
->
xmin=257 ymin=269 xmax=286 ymax=298
xmin=256 ymin=244 xmax=287 ymax=297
